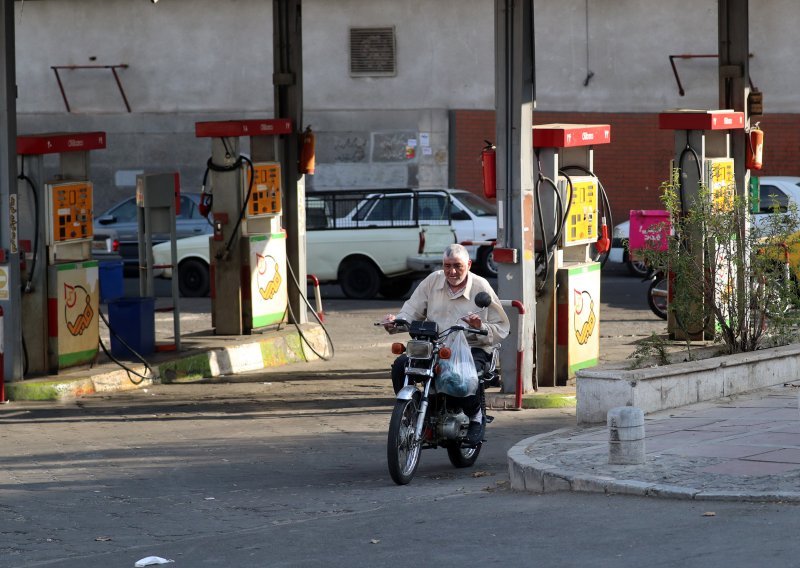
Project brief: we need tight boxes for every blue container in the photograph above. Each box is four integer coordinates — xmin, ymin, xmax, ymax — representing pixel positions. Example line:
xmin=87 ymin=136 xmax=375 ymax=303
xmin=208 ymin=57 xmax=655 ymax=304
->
xmin=99 ymin=260 xmax=124 ymax=303
xmin=108 ymin=297 xmax=155 ymax=359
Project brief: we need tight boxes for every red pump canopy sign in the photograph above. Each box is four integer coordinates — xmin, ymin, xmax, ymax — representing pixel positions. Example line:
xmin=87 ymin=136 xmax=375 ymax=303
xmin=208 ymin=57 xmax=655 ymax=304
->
xmin=17 ymin=132 xmax=106 ymax=155
xmin=195 ymin=119 xmax=293 ymax=138
xmin=533 ymin=124 xmax=611 ymax=148
xmin=658 ymin=110 xmax=745 ymax=131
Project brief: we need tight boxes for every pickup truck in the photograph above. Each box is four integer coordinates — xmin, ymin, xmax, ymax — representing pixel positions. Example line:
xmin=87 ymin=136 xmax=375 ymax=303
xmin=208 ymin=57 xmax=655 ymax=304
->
xmin=324 ymin=188 xmax=498 ymax=276
xmin=151 ymin=189 xmax=457 ymax=299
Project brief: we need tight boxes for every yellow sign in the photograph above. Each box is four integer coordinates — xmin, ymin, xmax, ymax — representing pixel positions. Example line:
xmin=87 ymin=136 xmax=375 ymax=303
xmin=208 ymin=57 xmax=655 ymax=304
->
xmin=705 ymin=158 xmax=735 ymax=212
xmin=47 ymin=181 xmax=94 ymax=243
xmin=563 ymin=176 xmax=599 ymax=246
xmin=0 ymin=266 xmax=7 ymax=300
xmin=245 ymin=162 xmax=282 ymax=217
xmin=8 ymin=194 xmax=17 ymax=254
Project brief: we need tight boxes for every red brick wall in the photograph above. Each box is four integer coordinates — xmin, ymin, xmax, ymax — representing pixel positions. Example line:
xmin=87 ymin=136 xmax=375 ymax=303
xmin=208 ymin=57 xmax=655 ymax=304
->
xmin=450 ymin=109 xmax=800 ymax=225
xmin=450 ymin=109 xmax=497 ymax=197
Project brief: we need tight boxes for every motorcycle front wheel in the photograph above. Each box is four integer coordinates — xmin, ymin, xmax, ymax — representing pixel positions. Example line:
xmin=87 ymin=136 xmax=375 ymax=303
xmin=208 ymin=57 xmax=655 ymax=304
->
xmin=447 ymin=443 xmax=481 ymax=468
xmin=387 ymin=394 xmax=423 ymax=485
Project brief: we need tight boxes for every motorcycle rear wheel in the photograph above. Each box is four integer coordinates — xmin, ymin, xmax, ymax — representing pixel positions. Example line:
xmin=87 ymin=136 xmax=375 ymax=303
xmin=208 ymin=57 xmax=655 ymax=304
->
xmin=387 ymin=395 xmax=423 ymax=485
xmin=447 ymin=443 xmax=481 ymax=468
xmin=648 ymin=277 xmax=668 ymax=320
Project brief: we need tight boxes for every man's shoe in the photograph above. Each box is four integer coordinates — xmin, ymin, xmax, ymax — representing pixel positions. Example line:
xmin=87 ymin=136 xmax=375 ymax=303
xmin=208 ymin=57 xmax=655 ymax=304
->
xmin=465 ymin=419 xmax=484 ymax=447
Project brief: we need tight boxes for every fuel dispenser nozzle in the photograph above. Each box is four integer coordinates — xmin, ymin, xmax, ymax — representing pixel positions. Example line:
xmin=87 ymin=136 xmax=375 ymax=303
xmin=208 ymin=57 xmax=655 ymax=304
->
xmin=596 ymin=216 xmax=611 ymax=254
xmin=199 ymin=190 xmax=213 ymax=218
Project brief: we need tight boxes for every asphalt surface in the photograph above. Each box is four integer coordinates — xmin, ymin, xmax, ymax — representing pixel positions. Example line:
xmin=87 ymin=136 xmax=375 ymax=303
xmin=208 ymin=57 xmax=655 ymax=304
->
xmin=3 ymin=263 xmax=800 ymax=566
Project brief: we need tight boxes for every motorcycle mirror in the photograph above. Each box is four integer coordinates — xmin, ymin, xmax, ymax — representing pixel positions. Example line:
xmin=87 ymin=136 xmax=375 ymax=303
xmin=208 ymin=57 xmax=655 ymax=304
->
xmin=474 ymin=291 xmax=492 ymax=309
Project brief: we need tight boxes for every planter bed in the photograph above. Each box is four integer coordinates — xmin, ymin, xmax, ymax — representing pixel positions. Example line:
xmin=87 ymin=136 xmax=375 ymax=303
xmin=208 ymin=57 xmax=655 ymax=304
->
xmin=576 ymin=342 xmax=800 ymax=424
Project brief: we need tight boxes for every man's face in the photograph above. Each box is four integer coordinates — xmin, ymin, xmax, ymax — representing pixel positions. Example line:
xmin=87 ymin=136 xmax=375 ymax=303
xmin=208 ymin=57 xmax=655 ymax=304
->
xmin=443 ymin=257 xmax=471 ymax=288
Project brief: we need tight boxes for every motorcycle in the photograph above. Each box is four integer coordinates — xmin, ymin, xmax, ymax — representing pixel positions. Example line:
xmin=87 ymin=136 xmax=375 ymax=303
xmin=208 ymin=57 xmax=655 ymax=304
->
xmin=645 ymin=269 xmax=668 ymax=320
xmin=382 ymin=292 xmax=498 ymax=485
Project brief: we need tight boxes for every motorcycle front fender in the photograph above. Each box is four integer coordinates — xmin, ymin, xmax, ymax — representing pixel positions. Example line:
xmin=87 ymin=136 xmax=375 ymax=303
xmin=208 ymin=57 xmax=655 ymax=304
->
xmin=396 ymin=385 xmax=418 ymax=401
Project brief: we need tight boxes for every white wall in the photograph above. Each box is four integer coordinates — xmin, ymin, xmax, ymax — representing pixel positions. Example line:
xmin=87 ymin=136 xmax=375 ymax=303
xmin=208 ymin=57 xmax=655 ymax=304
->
xmin=11 ymin=0 xmax=799 ymax=208
xmin=14 ymin=0 xmax=494 ymax=114
xmin=533 ymin=0 xmax=800 ymax=113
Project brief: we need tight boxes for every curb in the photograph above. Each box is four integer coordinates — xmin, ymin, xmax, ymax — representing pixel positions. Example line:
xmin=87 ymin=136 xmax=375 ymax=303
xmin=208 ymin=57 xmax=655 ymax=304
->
xmin=487 ymin=391 xmax=577 ymax=410
xmin=5 ymin=324 xmax=327 ymax=401
xmin=507 ymin=428 xmax=800 ymax=503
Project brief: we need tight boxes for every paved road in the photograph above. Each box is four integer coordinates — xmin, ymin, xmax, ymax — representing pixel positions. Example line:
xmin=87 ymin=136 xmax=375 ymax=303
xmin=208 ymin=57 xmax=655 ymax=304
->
xmin=4 ymin=377 xmax=800 ymax=567
xmin=10 ymin=265 xmax=794 ymax=567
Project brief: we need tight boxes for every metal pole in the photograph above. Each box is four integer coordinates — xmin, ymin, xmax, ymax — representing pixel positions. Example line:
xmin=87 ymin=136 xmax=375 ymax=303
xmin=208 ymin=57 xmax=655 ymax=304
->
xmin=495 ymin=0 xmax=537 ymax=394
xmin=718 ymin=0 xmax=750 ymax=333
xmin=273 ymin=0 xmax=307 ymax=324
xmin=0 ymin=0 xmax=21 ymax=381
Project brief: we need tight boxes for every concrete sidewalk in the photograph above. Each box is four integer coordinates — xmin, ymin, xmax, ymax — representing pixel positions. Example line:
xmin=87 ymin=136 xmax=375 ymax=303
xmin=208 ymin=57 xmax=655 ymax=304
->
xmin=12 ymin=275 xmax=800 ymax=502
xmin=2 ymin=294 xmax=581 ymax=407
xmin=509 ymin=382 xmax=800 ymax=501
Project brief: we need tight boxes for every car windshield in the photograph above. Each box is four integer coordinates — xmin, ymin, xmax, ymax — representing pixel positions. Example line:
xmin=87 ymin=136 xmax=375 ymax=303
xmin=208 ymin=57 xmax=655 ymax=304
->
xmin=455 ymin=192 xmax=496 ymax=216
xmin=105 ymin=197 xmax=138 ymax=222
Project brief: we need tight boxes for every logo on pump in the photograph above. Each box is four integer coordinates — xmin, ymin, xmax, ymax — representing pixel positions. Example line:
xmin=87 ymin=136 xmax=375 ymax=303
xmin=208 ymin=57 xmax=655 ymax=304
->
xmin=573 ymin=289 xmax=596 ymax=345
xmin=64 ymin=283 xmax=94 ymax=336
xmin=256 ymin=253 xmax=282 ymax=301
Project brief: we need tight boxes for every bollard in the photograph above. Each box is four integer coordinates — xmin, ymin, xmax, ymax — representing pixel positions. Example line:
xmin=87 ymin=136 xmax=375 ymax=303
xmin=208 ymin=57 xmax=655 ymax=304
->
xmin=0 ymin=306 xmax=6 ymax=404
xmin=608 ymin=406 xmax=645 ymax=465
xmin=0 ymin=305 xmax=5 ymax=403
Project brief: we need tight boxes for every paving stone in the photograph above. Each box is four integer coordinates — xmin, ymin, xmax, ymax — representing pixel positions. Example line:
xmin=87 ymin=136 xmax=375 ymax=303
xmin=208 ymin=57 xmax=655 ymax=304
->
xmin=660 ymin=444 xmax=773 ymax=460
xmin=699 ymin=460 xmax=800 ymax=476
xmin=741 ymin=448 xmax=800 ymax=464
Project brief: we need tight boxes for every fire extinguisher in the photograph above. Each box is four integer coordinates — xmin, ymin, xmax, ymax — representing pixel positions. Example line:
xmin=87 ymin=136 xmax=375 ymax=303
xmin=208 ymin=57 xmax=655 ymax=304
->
xmin=746 ymin=122 xmax=764 ymax=171
xmin=299 ymin=126 xmax=316 ymax=175
xmin=481 ymin=140 xmax=496 ymax=199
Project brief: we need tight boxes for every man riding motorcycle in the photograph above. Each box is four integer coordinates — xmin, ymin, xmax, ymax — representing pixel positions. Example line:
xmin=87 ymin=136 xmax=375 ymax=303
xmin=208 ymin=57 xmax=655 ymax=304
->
xmin=382 ymin=244 xmax=510 ymax=446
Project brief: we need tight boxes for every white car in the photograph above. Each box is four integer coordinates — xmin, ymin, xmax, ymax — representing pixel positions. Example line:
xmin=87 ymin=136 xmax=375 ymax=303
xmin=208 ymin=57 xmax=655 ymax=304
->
xmin=609 ymin=176 xmax=800 ymax=276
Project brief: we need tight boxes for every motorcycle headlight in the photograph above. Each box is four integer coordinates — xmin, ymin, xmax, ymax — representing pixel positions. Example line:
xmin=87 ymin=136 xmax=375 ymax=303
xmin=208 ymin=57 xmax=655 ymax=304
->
xmin=406 ymin=340 xmax=433 ymax=359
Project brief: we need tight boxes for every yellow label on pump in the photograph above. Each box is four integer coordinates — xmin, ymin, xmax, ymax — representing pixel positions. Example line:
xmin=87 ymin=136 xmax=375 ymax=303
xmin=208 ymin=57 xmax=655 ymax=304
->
xmin=562 ymin=176 xmax=598 ymax=246
xmin=705 ymin=158 xmax=735 ymax=212
xmin=244 ymin=162 xmax=282 ymax=217
xmin=48 ymin=181 xmax=93 ymax=243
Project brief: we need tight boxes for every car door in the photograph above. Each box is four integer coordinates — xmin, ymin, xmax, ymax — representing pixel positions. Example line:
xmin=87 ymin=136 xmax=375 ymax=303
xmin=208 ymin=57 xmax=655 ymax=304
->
xmin=752 ymin=183 xmax=791 ymax=233
xmin=446 ymin=199 xmax=475 ymax=244
xmin=175 ymin=195 xmax=212 ymax=239
xmin=95 ymin=197 xmax=140 ymax=265
xmin=358 ymin=193 xmax=413 ymax=226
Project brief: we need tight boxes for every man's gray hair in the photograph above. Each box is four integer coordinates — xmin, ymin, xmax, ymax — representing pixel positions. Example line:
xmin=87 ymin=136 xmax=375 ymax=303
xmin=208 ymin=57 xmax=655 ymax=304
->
xmin=443 ymin=243 xmax=470 ymax=263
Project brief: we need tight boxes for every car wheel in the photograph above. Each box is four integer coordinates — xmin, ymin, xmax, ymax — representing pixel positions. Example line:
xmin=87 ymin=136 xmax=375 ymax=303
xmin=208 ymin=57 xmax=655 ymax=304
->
xmin=339 ymin=258 xmax=381 ymax=299
xmin=478 ymin=246 xmax=498 ymax=277
xmin=379 ymin=277 xmax=414 ymax=300
xmin=178 ymin=259 xmax=210 ymax=297
xmin=626 ymin=258 xmax=650 ymax=277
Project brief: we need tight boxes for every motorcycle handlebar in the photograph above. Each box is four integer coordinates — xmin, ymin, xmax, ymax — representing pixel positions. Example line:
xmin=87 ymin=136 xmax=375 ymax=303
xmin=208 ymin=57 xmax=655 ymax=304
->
xmin=448 ymin=324 xmax=488 ymax=336
xmin=374 ymin=318 xmax=410 ymax=327
xmin=375 ymin=319 xmax=487 ymax=336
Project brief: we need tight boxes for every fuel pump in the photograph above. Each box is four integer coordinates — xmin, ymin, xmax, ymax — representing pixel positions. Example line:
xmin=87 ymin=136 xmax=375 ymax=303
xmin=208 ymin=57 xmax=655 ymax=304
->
xmin=532 ymin=124 xmax=611 ymax=387
xmin=16 ymin=132 xmax=106 ymax=375
xmin=195 ymin=119 xmax=293 ymax=335
xmin=658 ymin=110 xmax=745 ymax=340
xmin=136 ymin=172 xmax=181 ymax=352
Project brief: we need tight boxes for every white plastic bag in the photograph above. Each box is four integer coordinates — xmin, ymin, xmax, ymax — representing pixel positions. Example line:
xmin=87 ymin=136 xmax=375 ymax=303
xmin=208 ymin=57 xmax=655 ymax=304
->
xmin=435 ymin=331 xmax=478 ymax=397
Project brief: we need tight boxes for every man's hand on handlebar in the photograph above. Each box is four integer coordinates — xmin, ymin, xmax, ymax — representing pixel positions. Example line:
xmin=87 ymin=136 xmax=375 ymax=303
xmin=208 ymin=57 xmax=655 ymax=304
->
xmin=460 ymin=313 xmax=482 ymax=330
xmin=381 ymin=314 xmax=397 ymax=332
